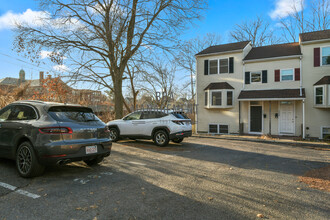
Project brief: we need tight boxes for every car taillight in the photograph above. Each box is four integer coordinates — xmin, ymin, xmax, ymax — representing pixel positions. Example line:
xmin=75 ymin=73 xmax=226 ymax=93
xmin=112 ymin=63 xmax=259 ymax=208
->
xmin=172 ymin=120 xmax=185 ymax=125
xmin=39 ymin=127 xmax=73 ymax=134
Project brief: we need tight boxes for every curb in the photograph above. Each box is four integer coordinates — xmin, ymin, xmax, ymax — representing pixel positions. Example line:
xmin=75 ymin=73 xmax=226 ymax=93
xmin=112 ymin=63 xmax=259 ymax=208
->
xmin=192 ymin=135 xmax=330 ymax=149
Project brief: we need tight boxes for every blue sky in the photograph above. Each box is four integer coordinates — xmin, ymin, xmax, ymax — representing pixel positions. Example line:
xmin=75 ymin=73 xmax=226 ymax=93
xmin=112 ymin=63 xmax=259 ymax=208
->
xmin=0 ymin=0 xmax=297 ymax=84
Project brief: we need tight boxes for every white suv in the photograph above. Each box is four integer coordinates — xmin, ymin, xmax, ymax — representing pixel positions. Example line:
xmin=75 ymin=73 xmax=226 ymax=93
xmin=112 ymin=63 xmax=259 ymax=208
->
xmin=107 ymin=110 xmax=192 ymax=146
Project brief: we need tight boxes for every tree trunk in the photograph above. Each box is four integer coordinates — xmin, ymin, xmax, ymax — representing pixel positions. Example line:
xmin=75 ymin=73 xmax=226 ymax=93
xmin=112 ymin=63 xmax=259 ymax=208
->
xmin=113 ymin=77 xmax=124 ymax=119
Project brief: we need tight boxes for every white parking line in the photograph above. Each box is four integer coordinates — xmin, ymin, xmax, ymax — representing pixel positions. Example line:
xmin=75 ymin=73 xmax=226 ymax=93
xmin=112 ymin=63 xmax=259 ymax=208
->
xmin=0 ymin=182 xmax=40 ymax=199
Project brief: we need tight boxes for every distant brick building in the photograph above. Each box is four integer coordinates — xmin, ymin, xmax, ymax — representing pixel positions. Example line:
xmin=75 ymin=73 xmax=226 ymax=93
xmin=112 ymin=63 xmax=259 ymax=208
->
xmin=0 ymin=70 xmax=110 ymax=113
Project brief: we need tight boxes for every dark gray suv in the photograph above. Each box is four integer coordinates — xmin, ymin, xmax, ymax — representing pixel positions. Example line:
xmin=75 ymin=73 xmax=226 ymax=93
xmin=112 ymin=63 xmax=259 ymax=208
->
xmin=0 ymin=100 xmax=112 ymax=177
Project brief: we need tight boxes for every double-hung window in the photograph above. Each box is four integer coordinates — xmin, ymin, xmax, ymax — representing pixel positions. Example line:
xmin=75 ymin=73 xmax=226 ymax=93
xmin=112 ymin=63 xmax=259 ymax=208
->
xmin=251 ymin=71 xmax=261 ymax=83
xmin=211 ymin=91 xmax=222 ymax=106
xmin=315 ymin=86 xmax=324 ymax=105
xmin=322 ymin=47 xmax=330 ymax=66
xmin=227 ymin=91 xmax=233 ymax=106
xmin=209 ymin=60 xmax=218 ymax=74
xmin=219 ymin=59 xmax=229 ymax=74
xmin=281 ymin=69 xmax=294 ymax=81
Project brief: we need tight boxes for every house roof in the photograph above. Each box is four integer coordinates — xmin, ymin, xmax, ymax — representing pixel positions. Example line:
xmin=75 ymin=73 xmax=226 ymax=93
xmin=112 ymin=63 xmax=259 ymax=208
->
xmin=243 ymin=42 xmax=302 ymax=61
xmin=0 ymin=77 xmax=20 ymax=85
xmin=314 ymin=76 xmax=330 ymax=85
xmin=196 ymin=41 xmax=250 ymax=56
xmin=204 ymin=82 xmax=234 ymax=90
xmin=238 ymin=89 xmax=305 ymax=100
xmin=300 ymin=29 xmax=330 ymax=42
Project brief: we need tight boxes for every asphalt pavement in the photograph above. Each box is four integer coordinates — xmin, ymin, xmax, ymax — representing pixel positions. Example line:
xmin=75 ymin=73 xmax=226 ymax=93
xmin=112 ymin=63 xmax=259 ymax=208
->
xmin=0 ymin=137 xmax=329 ymax=220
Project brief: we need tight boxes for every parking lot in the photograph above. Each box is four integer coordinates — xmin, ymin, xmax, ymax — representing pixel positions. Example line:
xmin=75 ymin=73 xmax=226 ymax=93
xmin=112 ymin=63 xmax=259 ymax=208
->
xmin=0 ymin=137 xmax=329 ymax=220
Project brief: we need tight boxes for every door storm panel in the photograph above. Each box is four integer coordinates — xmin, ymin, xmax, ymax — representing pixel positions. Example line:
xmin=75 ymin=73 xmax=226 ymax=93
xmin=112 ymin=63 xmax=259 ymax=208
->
xmin=250 ymin=106 xmax=262 ymax=133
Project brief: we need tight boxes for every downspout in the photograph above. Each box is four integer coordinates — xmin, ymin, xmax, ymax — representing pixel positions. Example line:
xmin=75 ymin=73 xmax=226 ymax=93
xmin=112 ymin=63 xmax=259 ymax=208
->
xmin=242 ymin=61 xmax=245 ymax=90
xmin=300 ymin=56 xmax=302 ymax=96
xmin=195 ymin=56 xmax=198 ymax=134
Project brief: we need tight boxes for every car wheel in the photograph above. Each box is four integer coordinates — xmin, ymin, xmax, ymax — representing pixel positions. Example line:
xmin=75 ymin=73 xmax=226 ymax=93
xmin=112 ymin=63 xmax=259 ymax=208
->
xmin=16 ymin=141 xmax=45 ymax=178
xmin=109 ymin=127 xmax=119 ymax=142
xmin=172 ymin=138 xmax=184 ymax=143
xmin=84 ymin=157 xmax=104 ymax=166
xmin=153 ymin=130 xmax=169 ymax=147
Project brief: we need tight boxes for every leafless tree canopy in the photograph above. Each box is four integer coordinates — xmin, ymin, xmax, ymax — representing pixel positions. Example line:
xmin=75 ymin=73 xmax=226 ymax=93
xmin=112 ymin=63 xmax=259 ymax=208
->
xmin=279 ymin=0 xmax=329 ymax=42
xmin=229 ymin=16 xmax=281 ymax=47
xmin=14 ymin=0 xmax=207 ymax=118
xmin=140 ymin=59 xmax=176 ymax=109
xmin=176 ymin=33 xmax=221 ymax=100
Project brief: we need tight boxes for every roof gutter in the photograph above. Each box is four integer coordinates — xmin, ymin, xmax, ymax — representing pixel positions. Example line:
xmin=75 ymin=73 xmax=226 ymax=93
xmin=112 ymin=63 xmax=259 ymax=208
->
xmin=237 ymin=97 xmax=306 ymax=101
xmin=243 ymin=55 xmax=302 ymax=63
xmin=300 ymin=39 xmax=330 ymax=45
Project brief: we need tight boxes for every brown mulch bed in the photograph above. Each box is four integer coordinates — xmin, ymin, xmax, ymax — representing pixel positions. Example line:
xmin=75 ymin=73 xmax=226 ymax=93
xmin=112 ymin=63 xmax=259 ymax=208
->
xmin=299 ymin=166 xmax=330 ymax=192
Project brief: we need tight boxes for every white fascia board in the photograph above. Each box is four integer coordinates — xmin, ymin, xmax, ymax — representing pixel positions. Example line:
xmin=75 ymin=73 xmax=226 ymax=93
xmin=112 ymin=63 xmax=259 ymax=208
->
xmin=195 ymin=49 xmax=243 ymax=57
xmin=300 ymin=39 xmax=330 ymax=45
xmin=243 ymin=55 xmax=301 ymax=63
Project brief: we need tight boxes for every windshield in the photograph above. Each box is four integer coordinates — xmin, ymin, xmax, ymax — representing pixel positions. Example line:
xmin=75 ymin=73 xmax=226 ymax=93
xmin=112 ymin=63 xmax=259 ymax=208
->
xmin=48 ymin=106 xmax=99 ymax=122
xmin=171 ymin=112 xmax=189 ymax=119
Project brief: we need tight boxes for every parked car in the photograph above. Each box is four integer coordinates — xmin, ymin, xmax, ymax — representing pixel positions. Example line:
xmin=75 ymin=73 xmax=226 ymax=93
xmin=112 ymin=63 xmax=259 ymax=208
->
xmin=0 ymin=100 xmax=112 ymax=178
xmin=107 ymin=110 xmax=192 ymax=146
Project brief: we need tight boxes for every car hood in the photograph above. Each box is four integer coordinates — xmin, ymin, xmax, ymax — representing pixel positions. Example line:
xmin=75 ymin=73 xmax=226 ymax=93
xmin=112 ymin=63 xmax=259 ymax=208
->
xmin=107 ymin=119 xmax=123 ymax=125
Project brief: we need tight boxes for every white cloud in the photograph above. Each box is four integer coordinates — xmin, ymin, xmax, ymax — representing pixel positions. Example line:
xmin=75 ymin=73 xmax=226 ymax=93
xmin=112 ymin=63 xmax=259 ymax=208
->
xmin=40 ymin=50 xmax=52 ymax=59
xmin=0 ymin=9 xmax=84 ymax=31
xmin=0 ymin=9 xmax=49 ymax=30
xmin=40 ymin=50 xmax=67 ymax=60
xmin=269 ymin=0 xmax=304 ymax=20
xmin=53 ymin=64 xmax=69 ymax=72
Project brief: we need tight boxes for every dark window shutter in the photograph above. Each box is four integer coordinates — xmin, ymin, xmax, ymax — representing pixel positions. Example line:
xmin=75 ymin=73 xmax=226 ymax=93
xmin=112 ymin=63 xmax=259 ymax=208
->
xmin=245 ymin=72 xmax=250 ymax=84
xmin=204 ymin=60 xmax=209 ymax=75
xmin=314 ymin=48 xmax=320 ymax=67
xmin=262 ymin=70 xmax=267 ymax=83
xmin=294 ymin=68 xmax=300 ymax=81
xmin=274 ymin=69 xmax=280 ymax=82
xmin=229 ymin=57 xmax=234 ymax=73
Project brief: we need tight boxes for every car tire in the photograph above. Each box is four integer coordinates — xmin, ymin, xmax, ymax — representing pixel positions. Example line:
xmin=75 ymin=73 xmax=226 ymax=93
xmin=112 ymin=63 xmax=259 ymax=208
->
xmin=84 ymin=157 xmax=104 ymax=166
xmin=109 ymin=127 xmax=119 ymax=142
xmin=172 ymin=138 xmax=184 ymax=143
xmin=153 ymin=130 xmax=169 ymax=147
xmin=16 ymin=141 xmax=45 ymax=178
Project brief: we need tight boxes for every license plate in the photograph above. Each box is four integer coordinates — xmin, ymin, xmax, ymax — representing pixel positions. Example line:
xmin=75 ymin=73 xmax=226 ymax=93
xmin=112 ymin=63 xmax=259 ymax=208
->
xmin=86 ymin=145 xmax=97 ymax=154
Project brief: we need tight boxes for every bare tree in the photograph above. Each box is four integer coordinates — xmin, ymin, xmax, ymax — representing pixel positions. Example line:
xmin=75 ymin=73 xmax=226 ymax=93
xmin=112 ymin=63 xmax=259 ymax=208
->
xmin=176 ymin=33 xmax=221 ymax=101
xmin=278 ymin=0 xmax=307 ymax=42
xmin=230 ymin=16 xmax=281 ymax=47
xmin=279 ymin=0 xmax=329 ymax=42
xmin=13 ymin=0 xmax=207 ymax=118
xmin=308 ymin=0 xmax=330 ymax=31
xmin=141 ymin=59 xmax=176 ymax=109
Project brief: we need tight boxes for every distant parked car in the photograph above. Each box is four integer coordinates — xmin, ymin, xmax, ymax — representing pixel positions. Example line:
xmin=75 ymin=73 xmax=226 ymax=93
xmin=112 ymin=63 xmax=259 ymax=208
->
xmin=0 ymin=100 xmax=112 ymax=178
xmin=107 ymin=110 xmax=192 ymax=147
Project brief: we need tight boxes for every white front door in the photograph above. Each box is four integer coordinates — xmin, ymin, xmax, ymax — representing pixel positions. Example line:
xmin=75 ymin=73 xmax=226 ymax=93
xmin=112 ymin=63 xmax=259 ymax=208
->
xmin=280 ymin=102 xmax=294 ymax=134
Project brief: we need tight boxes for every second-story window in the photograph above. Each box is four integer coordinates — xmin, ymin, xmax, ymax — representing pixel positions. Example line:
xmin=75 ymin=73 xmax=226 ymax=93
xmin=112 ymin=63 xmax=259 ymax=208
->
xmin=219 ymin=59 xmax=229 ymax=74
xmin=322 ymin=47 xmax=330 ymax=66
xmin=251 ymin=71 xmax=261 ymax=83
xmin=281 ymin=69 xmax=294 ymax=81
xmin=209 ymin=60 xmax=218 ymax=74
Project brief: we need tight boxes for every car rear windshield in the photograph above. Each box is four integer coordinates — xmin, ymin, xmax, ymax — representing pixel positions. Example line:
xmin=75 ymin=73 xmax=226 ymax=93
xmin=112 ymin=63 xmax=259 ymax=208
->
xmin=48 ymin=106 xmax=99 ymax=122
xmin=171 ymin=112 xmax=189 ymax=119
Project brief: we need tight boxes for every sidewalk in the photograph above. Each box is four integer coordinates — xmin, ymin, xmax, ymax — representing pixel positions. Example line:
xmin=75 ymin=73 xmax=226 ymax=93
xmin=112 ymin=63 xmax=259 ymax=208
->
xmin=193 ymin=134 xmax=330 ymax=149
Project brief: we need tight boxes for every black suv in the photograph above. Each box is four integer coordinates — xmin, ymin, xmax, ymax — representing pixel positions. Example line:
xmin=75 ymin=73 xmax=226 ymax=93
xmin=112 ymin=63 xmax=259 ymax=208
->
xmin=0 ymin=100 xmax=112 ymax=177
